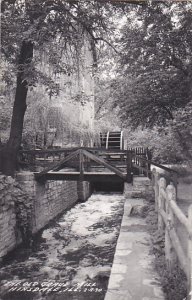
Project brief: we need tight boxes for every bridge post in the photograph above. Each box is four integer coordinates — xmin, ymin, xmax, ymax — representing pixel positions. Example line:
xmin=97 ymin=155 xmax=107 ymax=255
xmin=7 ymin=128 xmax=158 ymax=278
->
xmin=126 ymin=150 xmax=132 ymax=183
xmin=79 ymin=149 xmax=84 ymax=181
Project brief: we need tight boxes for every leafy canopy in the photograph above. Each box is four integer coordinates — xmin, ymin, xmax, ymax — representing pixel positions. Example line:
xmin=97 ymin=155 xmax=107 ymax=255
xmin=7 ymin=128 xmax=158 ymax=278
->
xmin=112 ymin=3 xmax=192 ymax=128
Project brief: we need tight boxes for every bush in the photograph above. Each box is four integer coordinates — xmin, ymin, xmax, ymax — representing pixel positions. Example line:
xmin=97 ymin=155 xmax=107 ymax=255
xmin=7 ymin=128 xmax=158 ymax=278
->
xmin=124 ymin=126 xmax=184 ymax=164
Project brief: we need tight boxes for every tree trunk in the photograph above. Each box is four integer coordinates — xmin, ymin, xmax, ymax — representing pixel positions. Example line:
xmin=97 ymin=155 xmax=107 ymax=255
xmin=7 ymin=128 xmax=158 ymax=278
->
xmin=0 ymin=41 xmax=33 ymax=176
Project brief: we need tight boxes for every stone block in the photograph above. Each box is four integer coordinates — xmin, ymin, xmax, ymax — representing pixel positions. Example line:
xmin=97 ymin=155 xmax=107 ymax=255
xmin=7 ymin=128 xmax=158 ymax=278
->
xmin=105 ymin=289 xmax=132 ymax=300
xmin=111 ymin=264 xmax=127 ymax=274
xmin=107 ymin=274 xmax=124 ymax=289
xmin=116 ymin=242 xmax=133 ymax=250
xmin=115 ymin=250 xmax=132 ymax=257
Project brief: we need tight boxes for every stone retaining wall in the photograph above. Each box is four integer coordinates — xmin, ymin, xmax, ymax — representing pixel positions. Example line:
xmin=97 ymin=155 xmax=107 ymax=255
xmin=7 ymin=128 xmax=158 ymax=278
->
xmin=17 ymin=173 xmax=79 ymax=233
xmin=0 ymin=172 xmax=91 ymax=259
xmin=34 ymin=180 xmax=78 ymax=232
xmin=124 ymin=176 xmax=153 ymax=198
xmin=0 ymin=175 xmax=27 ymax=258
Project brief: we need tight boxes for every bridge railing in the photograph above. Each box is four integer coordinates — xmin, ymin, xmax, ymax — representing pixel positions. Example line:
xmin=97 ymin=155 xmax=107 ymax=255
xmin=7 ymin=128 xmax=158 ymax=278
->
xmin=126 ymin=147 xmax=151 ymax=178
xmin=18 ymin=147 xmax=80 ymax=165
xmin=152 ymin=169 xmax=192 ymax=296
xmin=35 ymin=148 xmax=127 ymax=182
xmin=130 ymin=151 xmax=177 ymax=182
xmin=19 ymin=146 xmax=178 ymax=184
xmin=18 ymin=147 xmax=129 ymax=164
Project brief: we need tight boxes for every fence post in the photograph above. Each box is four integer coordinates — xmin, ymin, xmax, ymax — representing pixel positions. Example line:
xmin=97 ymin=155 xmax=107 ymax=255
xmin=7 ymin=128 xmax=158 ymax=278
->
xmin=188 ymin=205 xmax=192 ymax=299
xmin=126 ymin=150 xmax=132 ymax=183
xmin=171 ymin=171 xmax=178 ymax=197
xmin=165 ymin=183 xmax=177 ymax=271
xmin=158 ymin=177 xmax=166 ymax=231
xmin=146 ymin=148 xmax=152 ymax=179
xmin=152 ymin=169 xmax=159 ymax=212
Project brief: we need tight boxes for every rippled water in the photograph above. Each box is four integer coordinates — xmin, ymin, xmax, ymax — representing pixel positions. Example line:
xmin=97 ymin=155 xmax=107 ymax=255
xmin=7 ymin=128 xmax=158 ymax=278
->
xmin=0 ymin=193 xmax=125 ymax=300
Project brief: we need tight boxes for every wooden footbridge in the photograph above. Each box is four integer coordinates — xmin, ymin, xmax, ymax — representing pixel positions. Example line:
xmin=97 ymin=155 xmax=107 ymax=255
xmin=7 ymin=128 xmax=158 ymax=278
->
xmin=18 ymin=131 xmax=176 ymax=184
xmin=18 ymin=146 xmax=173 ymax=184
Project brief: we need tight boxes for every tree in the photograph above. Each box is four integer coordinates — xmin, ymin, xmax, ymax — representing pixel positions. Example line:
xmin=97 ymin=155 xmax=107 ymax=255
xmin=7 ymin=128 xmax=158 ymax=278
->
xmin=113 ymin=3 xmax=192 ymax=127
xmin=1 ymin=0 xmax=118 ymax=175
xmin=105 ymin=3 xmax=192 ymax=160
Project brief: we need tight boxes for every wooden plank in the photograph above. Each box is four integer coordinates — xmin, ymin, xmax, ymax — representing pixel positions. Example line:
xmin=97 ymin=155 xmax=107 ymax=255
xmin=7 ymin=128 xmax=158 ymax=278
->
xmin=169 ymin=227 xmax=188 ymax=279
xmin=83 ymin=149 xmax=126 ymax=180
xmin=170 ymin=199 xmax=189 ymax=232
xmin=19 ymin=147 xmax=79 ymax=155
xmin=159 ymin=208 xmax=167 ymax=226
xmin=38 ymin=172 xmax=125 ymax=183
xmin=46 ymin=171 xmax=127 ymax=175
xmin=165 ymin=187 xmax=177 ymax=271
xmin=160 ymin=188 xmax=167 ymax=201
xmin=36 ymin=149 xmax=80 ymax=177
xmin=79 ymin=149 xmax=84 ymax=180
xmin=126 ymin=150 xmax=132 ymax=183
xmin=158 ymin=177 xmax=166 ymax=231
xmin=99 ymin=152 xmax=126 ymax=155
xmin=19 ymin=147 xmax=127 ymax=155
xmin=106 ymin=132 xmax=109 ymax=149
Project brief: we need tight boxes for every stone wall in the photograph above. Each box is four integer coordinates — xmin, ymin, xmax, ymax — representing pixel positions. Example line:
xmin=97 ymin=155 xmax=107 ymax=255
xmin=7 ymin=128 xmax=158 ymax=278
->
xmin=124 ymin=176 xmax=153 ymax=198
xmin=33 ymin=180 xmax=78 ymax=233
xmin=16 ymin=173 xmax=79 ymax=234
xmin=0 ymin=172 xmax=91 ymax=259
xmin=0 ymin=175 xmax=28 ymax=258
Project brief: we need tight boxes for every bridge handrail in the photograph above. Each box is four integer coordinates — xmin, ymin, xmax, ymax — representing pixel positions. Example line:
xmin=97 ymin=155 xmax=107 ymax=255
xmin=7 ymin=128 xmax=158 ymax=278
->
xmin=35 ymin=148 xmax=127 ymax=181
xmin=132 ymin=153 xmax=177 ymax=174
xmin=18 ymin=147 xmax=177 ymax=179
xmin=19 ymin=147 xmax=129 ymax=154
xmin=19 ymin=147 xmax=80 ymax=154
xmin=35 ymin=149 xmax=80 ymax=177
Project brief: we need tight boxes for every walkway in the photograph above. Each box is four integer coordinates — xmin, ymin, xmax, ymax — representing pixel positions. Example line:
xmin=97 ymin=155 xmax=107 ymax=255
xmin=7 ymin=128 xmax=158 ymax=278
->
xmin=105 ymin=191 xmax=165 ymax=300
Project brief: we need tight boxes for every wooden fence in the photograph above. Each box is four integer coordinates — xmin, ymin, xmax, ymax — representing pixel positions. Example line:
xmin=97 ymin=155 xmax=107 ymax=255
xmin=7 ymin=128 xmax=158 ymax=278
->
xmin=152 ymin=169 xmax=192 ymax=299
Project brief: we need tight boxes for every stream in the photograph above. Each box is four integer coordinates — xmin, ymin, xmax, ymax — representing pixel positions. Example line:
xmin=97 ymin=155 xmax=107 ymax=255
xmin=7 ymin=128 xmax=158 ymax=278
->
xmin=0 ymin=193 xmax=125 ymax=300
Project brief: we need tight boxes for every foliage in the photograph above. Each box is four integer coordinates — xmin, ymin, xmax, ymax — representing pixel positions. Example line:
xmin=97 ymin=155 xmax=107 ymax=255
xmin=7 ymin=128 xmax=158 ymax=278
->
xmin=170 ymin=101 xmax=192 ymax=159
xmin=21 ymin=88 xmax=97 ymax=148
xmin=2 ymin=0 xmax=192 ymax=171
xmin=114 ymin=3 xmax=192 ymax=128
xmin=124 ymin=126 xmax=183 ymax=163
xmin=1 ymin=0 xmax=119 ymax=91
xmin=91 ymin=3 xmax=192 ymax=162
xmin=1 ymin=0 xmax=124 ymax=175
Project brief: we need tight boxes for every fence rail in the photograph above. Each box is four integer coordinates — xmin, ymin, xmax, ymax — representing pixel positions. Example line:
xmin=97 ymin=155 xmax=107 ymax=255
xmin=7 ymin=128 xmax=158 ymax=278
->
xmin=152 ymin=169 xmax=192 ymax=298
xmin=18 ymin=147 xmax=127 ymax=164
